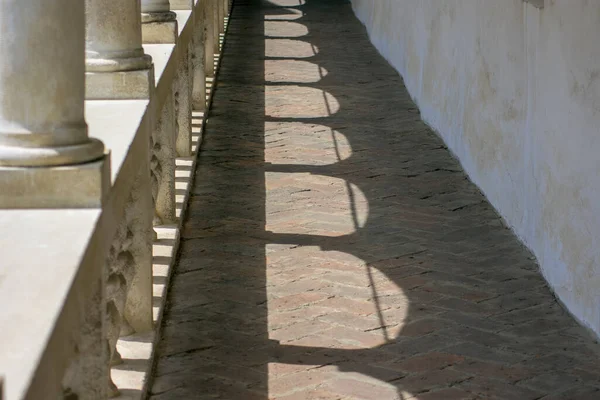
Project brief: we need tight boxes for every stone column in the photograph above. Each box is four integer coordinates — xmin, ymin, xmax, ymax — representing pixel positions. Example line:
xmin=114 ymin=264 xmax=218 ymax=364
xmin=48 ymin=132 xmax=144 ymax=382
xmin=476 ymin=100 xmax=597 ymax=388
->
xmin=0 ymin=0 xmax=108 ymax=208
xmin=141 ymin=0 xmax=178 ymax=43
xmin=85 ymin=0 xmax=154 ymax=99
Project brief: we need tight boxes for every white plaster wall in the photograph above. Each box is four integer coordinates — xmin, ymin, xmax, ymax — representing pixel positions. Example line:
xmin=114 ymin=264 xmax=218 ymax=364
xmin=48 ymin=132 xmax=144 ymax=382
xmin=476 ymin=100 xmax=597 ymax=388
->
xmin=351 ymin=0 xmax=600 ymax=338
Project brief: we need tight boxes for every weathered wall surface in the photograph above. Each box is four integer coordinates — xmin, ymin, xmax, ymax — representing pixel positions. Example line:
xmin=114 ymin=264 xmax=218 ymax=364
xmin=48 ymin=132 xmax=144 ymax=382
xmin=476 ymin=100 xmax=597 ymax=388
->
xmin=351 ymin=0 xmax=600 ymax=337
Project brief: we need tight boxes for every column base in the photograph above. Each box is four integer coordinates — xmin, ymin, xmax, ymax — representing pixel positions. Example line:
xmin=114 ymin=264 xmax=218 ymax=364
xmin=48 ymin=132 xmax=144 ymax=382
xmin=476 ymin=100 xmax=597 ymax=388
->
xmin=86 ymin=67 xmax=155 ymax=100
xmin=142 ymin=12 xmax=178 ymax=44
xmin=0 ymin=154 xmax=110 ymax=209
xmin=170 ymin=0 xmax=193 ymax=9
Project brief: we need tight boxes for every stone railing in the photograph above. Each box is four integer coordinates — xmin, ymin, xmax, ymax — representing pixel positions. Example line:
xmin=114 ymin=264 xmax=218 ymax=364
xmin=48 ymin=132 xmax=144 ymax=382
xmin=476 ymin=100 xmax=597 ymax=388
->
xmin=0 ymin=0 xmax=230 ymax=399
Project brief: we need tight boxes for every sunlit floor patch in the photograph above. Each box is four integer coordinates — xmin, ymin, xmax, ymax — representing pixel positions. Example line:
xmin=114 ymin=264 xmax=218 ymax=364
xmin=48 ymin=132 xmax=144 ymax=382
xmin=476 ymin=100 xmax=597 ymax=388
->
xmin=265 ymin=122 xmax=350 ymax=165
xmin=266 ymin=173 xmax=368 ymax=234
xmin=265 ymin=20 xmax=309 ymax=37
xmin=266 ymin=246 xmax=408 ymax=397
xmin=264 ymin=7 xmax=303 ymax=21
xmin=266 ymin=38 xmax=318 ymax=58
xmin=267 ymin=0 xmax=306 ymax=7
xmin=266 ymin=85 xmax=339 ymax=118
xmin=265 ymin=60 xmax=327 ymax=83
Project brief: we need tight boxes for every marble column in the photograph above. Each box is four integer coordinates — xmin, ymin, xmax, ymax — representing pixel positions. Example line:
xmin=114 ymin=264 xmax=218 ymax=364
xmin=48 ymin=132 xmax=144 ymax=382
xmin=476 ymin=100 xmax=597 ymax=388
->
xmin=141 ymin=0 xmax=178 ymax=43
xmin=0 ymin=0 xmax=108 ymax=208
xmin=85 ymin=0 xmax=154 ymax=99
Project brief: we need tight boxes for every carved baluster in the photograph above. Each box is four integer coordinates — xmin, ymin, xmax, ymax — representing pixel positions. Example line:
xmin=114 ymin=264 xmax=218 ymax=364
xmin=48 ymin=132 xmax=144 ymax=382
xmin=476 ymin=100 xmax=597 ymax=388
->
xmin=152 ymin=98 xmax=177 ymax=226
xmin=61 ymin=269 xmax=107 ymax=399
xmin=217 ymin=0 xmax=227 ymax=33
xmin=103 ymin=164 xmax=153 ymax=397
xmin=192 ymin=1 xmax=208 ymax=113
xmin=105 ymin=217 xmax=132 ymax=397
xmin=217 ymin=0 xmax=225 ymax=35
xmin=213 ymin=0 xmax=221 ymax=56
xmin=123 ymin=165 xmax=154 ymax=334
xmin=150 ymin=131 xmax=161 ymax=228
xmin=175 ymin=43 xmax=194 ymax=157
xmin=170 ymin=0 xmax=196 ymax=156
xmin=204 ymin=0 xmax=216 ymax=81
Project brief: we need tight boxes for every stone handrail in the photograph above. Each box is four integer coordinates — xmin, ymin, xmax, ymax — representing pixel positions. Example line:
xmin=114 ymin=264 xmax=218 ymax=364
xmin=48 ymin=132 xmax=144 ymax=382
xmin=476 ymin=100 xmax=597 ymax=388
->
xmin=0 ymin=0 xmax=230 ymax=399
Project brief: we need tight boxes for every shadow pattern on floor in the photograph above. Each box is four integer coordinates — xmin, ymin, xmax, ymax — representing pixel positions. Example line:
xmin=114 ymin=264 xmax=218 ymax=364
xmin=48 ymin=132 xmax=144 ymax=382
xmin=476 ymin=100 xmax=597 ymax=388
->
xmin=149 ymin=0 xmax=600 ymax=399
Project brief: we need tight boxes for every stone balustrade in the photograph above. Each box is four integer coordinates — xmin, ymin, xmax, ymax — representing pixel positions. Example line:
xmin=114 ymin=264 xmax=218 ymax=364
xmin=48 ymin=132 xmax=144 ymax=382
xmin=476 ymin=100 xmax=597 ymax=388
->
xmin=0 ymin=0 xmax=231 ymax=398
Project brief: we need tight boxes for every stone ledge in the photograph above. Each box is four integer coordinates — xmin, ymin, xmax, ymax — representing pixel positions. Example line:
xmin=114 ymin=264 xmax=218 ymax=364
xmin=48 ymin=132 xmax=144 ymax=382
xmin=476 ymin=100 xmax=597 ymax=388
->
xmin=175 ymin=10 xmax=194 ymax=41
xmin=86 ymin=100 xmax=150 ymax=185
xmin=144 ymin=44 xmax=177 ymax=113
xmin=0 ymin=210 xmax=103 ymax=400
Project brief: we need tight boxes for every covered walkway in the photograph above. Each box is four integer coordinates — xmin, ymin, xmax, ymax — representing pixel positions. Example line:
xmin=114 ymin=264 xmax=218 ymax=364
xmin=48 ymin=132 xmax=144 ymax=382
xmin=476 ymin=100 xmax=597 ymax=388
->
xmin=149 ymin=0 xmax=600 ymax=398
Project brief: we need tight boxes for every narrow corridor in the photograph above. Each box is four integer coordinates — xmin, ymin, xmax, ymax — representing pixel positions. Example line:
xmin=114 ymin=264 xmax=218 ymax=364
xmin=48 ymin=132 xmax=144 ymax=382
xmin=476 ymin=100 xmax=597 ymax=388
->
xmin=149 ymin=0 xmax=600 ymax=398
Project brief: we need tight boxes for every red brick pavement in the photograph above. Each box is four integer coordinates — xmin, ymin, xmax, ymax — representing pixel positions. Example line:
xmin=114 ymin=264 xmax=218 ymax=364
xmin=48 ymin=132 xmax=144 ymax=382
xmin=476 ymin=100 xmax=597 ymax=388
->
xmin=149 ymin=0 xmax=600 ymax=399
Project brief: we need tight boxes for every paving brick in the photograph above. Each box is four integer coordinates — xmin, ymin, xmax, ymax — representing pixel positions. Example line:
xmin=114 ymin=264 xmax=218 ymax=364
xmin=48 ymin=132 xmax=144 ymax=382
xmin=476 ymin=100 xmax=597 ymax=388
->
xmin=149 ymin=0 xmax=600 ymax=398
xmin=272 ymin=388 xmax=343 ymax=400
xmin=398 ymin=318 xmax=457 ymax=337
xmin=397 ymin=369 xmax=471 ymax=393
xmin=269 ymin=370 xmax=334 ymax=397
xmin=269 ymin=292 xmax=331 ymax=312
xmin=335 ymin=362 xmax=407 ymax=383
xmin=443 ymin=342 xmax=526 ymax=365
xmin=323 ymin=378 xmax=403 ymax=400
xmin=539 ymin=386 xmax=600 ymax=400
xmin=459 ymin=377 xmax=544 ymax=400
xmin=520 ymin=372 xmax=584 ymax=393
xmin=453 ymin=359 xmax=534 ymax=383
xmin=390 ymin=352 xmax=465 ymax=373
xmin=270 ymin=320 xmax=331 ymax=343
xmin=417 ymin=387 xmax=475 ymax=400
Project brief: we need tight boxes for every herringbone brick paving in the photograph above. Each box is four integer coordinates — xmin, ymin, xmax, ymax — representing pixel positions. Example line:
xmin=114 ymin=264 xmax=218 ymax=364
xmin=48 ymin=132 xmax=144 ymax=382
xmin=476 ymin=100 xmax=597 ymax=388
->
xmin=149 ymin=0 xmax=600 ymax=398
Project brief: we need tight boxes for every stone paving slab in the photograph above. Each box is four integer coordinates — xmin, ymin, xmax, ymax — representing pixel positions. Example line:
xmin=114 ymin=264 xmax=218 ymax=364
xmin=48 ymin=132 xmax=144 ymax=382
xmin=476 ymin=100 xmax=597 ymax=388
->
xmin=149 ymin=0 xmax=600 ymax=399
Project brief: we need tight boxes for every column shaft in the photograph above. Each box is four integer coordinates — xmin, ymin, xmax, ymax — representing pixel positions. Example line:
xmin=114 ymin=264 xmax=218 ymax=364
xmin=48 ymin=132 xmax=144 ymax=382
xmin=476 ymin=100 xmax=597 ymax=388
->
xmin=142 ymin=0 xmax=172 ymax=13
xmin=86 ymin=0 xmax=151 ymax=72
xmin=85 ymin=0 xmax=154 ymax=99
xmin=0 ymin=0 xmax=104 ymax=167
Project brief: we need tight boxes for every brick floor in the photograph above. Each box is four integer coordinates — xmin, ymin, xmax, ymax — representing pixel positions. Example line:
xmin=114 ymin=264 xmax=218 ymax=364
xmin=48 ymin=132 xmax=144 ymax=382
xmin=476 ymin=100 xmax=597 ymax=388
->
xmin=149 ymin=0 xmax=600 ymax=399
